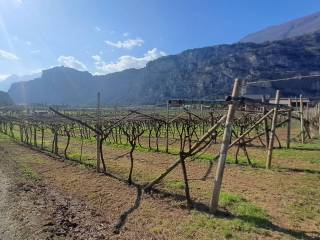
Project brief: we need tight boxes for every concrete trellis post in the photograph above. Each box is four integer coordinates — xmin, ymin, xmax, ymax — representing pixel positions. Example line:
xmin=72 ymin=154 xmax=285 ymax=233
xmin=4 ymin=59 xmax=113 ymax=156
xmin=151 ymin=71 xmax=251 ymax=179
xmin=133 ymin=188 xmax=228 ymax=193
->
xmin=210 ymin=78 xmax=240 ymax=213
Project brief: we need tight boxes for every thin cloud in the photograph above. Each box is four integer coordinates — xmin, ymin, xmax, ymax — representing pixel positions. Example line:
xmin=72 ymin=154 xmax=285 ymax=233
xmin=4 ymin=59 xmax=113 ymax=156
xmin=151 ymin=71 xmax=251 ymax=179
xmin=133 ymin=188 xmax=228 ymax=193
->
xmin=30 ymin=49 xmax=40 ymax=54
xmin=93 ymin=48 xmax=166 ymax=74
xmin=0 ymin=74 xmax=10 ymax=82
xmin=57 ymin=55 xmax=87 ymax=71
xmin=14 ymin=0 xmax=23 ymax=6
xmin=105 ymin=38 xmax=144 ymax=49
xmin=0 ymin=49 xmax=19 ymax=61
xmin=94 ymin=26 xmax=101 ymax=32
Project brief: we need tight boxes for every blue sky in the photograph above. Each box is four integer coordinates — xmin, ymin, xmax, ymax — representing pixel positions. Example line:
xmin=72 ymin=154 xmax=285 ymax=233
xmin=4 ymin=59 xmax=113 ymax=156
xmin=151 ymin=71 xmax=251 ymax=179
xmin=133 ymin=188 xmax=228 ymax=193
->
xmin=0 ymin=0 xmax=320 ymax=79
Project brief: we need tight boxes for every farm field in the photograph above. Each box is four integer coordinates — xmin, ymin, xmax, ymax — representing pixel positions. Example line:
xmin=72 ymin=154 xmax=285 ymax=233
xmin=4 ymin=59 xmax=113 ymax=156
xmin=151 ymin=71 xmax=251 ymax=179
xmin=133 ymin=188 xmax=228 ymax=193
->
xmin=0 ymin=104 xmax=320 ymax=239
xmin=3 ymin=3 xmax=320 ymax=240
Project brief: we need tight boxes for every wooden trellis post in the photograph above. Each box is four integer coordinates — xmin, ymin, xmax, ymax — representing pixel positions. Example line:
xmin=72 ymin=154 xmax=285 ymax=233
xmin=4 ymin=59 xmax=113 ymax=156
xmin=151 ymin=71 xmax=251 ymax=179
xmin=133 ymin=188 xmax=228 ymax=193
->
xmin=210 ymin=78 xmax=240 ymax=213
xmin=300 ymin=94 xmax=305 ymax=144
xmin=262 ymin=96 xmax=269 ymax=149
xmin=318 ymin=104 xmax=320 ymax=136
xmin=266 ymin=90 xmax=280 ymax=169
xmin=165 ymin=100 xmax=169 ymax=153
xmin=96 ymin=92 xmax=101 ymax=172
xmin=286 ymin=98 xmax=292 ymax=149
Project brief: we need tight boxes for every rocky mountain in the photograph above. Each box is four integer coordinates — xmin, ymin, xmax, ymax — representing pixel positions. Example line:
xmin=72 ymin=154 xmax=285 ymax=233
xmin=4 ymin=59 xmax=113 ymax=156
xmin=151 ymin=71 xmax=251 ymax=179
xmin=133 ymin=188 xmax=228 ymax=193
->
xmin=240 ymin=11 xmax=320 ymax=43
xmin=0 ymin=91 xmax=14 ymax=106
xmin=9 ymin=31 xmax=320 ymax=106
xmin=0 ymin=72 xmax=41 ymax=91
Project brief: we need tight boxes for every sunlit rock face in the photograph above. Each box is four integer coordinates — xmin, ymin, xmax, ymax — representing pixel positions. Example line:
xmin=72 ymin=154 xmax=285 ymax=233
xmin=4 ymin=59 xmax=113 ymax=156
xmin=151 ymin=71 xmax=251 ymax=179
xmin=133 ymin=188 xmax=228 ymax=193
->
xmin=8 ymin=31 xmax=320 ymax=106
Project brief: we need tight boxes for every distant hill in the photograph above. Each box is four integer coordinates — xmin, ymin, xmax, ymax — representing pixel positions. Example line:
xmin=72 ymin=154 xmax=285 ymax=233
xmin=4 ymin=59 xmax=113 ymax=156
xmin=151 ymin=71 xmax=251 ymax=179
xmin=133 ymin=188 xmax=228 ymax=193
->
xmin=0 ymin=91 xmax=14 ymax=106
xmin=9 ymin=31 xmax=320 ymax=106
xmin=0 ymin=72 xmax=41 ymax=91
xmin=241 ymin=11 xmax=320 ymax=43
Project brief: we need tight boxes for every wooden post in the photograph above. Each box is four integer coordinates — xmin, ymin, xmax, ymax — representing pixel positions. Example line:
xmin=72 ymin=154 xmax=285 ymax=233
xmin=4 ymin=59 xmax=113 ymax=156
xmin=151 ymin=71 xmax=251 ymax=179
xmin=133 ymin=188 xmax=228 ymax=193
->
xmin=165 ymin=100 xmax=169 ymax=153
xmin=262 ymin=96 xmax=269 ymax=149
xmin=300 ymin=94 xmax=305 ymax=144
xmin=96 ymin=92 xmax=101 ymax=172
xmin=201 ymin=104 xmax=205 ymax=135
xmin=144 ymin=114 xmax=227 ymax=192
xmin=266 ymin=90 xmax=280 ymax=169
xmin=210 ymin=79 xmax=240 ymax=213
xmin=286 ymin=98 xmax=292 ymax=149
xmin=180 ymin=153 xmax=192 ymax=208
xmin=306 ymin=102 xmax=309 ymax=121
xmin=318 ymin=106 xmax=320 ymax=136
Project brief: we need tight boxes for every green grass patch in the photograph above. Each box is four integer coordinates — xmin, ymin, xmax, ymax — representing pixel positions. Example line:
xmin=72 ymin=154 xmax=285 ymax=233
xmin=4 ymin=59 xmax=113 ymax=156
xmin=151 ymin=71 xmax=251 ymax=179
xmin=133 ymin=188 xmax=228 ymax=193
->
xmin=288 ymin=187 xmax=320 ymax=222
xmin=165 ymin=180 xmax=185 ymax=190
xmin=178 ymin=210 xmax=271 ymax=240
xmin=67 ymin=152 xmax=96 ymax=168
xmin=20 ymin=164 xmax=41 ymax=182
xmin=310 ymin=159 xmax=320 ymax=164
xmin=219 ymin=192 xmax=269 ymax=227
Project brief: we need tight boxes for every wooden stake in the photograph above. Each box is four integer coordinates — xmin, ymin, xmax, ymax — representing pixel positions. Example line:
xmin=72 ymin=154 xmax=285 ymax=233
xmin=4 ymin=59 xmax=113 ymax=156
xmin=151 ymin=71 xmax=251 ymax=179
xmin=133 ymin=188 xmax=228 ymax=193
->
xmin=286 ymin=99 xmax=292 ymax=149
xmin=300 ymin=94 xmax=305 ymax=144
xmin=144 ymin=114 xmax=227 ymax=192
xmin=266 ymin=90 xmax=280 ymax=169
xmin=210 ymin=79 xmax=240 ymax=213
xmin=180 ymin=153 xmax=192 ymax=208
xmin=96 ymin=92 xmax=101 ymax=172
xmin=165 ymin=100 xmax=169 ymax=153
xmin=318 ymin=111 xmax=320 ymax=137
xmin=262 ymin=96 xmax=269 ymax=149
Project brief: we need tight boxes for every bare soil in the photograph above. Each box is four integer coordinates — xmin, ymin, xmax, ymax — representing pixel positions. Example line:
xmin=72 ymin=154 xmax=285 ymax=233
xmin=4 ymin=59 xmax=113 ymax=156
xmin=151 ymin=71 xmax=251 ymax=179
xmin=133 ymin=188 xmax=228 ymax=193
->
xmin=0 ymin=134 xmax=319 ymax=239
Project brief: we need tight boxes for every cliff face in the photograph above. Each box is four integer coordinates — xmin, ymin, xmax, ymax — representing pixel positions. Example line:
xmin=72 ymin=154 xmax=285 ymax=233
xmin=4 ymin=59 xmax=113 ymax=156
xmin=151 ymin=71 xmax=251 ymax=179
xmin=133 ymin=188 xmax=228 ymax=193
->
xmin=9 ymin=31 xmax=320 ymax=106
xmin=0 ymin=91 xmax=14 ymax=106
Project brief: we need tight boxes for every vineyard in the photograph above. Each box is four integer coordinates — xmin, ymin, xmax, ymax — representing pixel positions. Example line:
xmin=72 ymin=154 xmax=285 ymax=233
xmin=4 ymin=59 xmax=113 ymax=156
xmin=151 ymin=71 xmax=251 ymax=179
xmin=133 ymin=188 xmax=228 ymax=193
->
xmin=1 ymin=80 xmax=320 ymax=239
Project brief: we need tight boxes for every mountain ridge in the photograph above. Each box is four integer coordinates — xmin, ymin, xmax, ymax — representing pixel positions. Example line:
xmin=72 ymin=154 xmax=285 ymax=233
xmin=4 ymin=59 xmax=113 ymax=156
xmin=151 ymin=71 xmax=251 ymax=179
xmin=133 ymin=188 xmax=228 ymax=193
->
xmin=0 ymin=72 xmax=41 ymax=91
xmin=8 ymin=30 xmax=320 ymax=106
xmin=240 ymin=11 xmax=320 ymax=43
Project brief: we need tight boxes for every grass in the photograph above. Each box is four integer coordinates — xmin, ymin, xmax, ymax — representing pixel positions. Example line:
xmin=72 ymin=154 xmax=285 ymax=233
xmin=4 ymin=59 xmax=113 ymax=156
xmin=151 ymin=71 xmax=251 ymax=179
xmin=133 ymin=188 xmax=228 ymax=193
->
xmin=1 ymin=130 xmax=320 ymax=238
xmin=288 ymin=186 xmax=320 ymax=223
xmin=166 ymin=180 xmax=185 ymax=190
xmin=178 ymin=209 xmax=270 ymax=240
xmin=19 ymin=163 xmax=41 ymax=181
xmin=176 ymin=192 xmax=270 ymax=239
xmin=219 ymin=192 xmax=269 ymax=226
xmin=272 ymin=140 xmax=320 ymax=165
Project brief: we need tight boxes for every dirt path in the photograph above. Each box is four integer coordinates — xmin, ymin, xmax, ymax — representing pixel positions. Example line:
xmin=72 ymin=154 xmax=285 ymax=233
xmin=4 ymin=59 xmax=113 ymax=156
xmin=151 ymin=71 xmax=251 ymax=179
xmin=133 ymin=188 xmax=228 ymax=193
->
xmin=0 ymin=142 xmax=111 ymax=240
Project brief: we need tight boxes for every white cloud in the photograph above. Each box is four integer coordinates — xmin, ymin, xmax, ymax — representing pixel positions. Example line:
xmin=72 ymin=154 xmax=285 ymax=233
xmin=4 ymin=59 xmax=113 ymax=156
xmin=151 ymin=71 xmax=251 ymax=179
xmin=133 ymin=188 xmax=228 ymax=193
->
xmin=26 ymin=41 xmax=31 ymax=46
xmin=0 ymin=49 xmax=19 ymax=61
xmin=94 ymin=26 xmax=101 ymax=32
xmin=30 ymin=49 xmax=40 ymax=54
xmin=0 ymin=74 xmax=10 ymax=82
xmin=92 ymin=48 xmax=166 ymax=74
xmin=105 ymin=38 xmax=144 ymax=49
xmin=14 ymin=0 xmax=23 ymax=6
xmin=123 ymin=32 xmax=129 ymax=37
xmin=92 ymin=55 xmax=101 ymax=62
xmin=57 ymin=55 xmax=87 ymax=71
xmin=108 ymin=30 xmax=116 ymax=35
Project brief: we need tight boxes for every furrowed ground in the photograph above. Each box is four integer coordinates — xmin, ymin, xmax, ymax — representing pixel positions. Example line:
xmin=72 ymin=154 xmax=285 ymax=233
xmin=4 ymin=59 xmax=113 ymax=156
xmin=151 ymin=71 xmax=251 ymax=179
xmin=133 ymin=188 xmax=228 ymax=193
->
xmin=0 ymin=131 xmax=320 ymax=239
